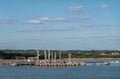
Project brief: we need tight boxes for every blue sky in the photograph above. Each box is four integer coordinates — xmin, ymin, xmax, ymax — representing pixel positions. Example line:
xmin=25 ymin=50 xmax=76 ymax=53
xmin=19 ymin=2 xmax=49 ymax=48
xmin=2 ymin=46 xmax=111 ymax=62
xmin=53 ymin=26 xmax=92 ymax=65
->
xmin=0 ymin=0 xmax=120 ymax=50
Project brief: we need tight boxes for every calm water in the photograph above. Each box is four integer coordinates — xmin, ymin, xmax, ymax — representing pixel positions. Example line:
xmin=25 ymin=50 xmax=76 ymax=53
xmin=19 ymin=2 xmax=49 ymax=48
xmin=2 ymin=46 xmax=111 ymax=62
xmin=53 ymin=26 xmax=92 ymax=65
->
xmin=0 ymin=60 xmax=120 ymax=79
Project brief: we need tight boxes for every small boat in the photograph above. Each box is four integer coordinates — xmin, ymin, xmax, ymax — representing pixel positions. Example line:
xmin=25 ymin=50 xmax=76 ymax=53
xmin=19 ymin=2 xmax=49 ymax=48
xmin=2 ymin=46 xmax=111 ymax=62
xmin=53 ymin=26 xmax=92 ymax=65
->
xmin=103 ymin=62 xmax=110 ymax=65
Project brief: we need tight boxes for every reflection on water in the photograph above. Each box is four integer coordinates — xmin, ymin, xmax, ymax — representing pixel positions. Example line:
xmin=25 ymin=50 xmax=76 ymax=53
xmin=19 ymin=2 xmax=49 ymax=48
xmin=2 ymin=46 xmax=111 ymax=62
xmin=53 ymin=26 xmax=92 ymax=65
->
xmin=0 ymin=60 xmax=120 ymax=79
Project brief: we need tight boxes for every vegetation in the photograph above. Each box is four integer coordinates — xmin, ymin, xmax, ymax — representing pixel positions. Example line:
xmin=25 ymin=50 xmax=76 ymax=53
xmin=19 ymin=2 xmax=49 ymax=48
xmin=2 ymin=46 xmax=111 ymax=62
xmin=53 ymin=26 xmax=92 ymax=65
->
xmin=0 ymin=49 xmax=120 ymax=59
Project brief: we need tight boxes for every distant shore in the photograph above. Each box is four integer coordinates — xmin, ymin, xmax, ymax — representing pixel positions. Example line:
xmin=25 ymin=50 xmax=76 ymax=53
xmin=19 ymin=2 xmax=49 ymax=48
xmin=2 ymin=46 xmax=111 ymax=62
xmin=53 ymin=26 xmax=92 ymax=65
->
xmin=62 ymin=58 xmax=120 ymax=60
xmin=0 ymin=58 xmax=120 ymax=64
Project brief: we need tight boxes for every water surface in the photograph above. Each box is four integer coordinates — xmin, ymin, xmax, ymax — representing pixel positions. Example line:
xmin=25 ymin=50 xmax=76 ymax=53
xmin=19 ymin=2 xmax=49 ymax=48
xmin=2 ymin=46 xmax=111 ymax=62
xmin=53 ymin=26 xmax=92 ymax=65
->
xmin=0 ymin=60 xmax=120 ymax=79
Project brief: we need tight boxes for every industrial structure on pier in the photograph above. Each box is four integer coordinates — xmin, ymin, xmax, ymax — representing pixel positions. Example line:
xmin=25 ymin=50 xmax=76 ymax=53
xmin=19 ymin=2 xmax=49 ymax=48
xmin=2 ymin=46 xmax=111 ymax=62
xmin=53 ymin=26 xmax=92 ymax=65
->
xmin=9 ymin=49 xmax=110 ymax=66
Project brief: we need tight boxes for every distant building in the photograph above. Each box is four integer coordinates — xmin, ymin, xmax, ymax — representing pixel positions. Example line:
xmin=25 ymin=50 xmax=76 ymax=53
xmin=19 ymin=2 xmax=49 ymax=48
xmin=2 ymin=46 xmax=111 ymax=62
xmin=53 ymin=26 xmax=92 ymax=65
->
xmin=111 ymin=52 xmax=119 ymax=55
xmin=101 ymin=53 xmax=107 ymax=55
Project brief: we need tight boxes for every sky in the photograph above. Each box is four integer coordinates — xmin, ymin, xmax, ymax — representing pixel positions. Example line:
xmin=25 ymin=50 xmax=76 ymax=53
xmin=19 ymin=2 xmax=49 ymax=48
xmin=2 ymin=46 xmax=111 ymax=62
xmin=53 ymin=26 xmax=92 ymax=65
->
xmin=0 ymin=0 xmax=120 ymax=50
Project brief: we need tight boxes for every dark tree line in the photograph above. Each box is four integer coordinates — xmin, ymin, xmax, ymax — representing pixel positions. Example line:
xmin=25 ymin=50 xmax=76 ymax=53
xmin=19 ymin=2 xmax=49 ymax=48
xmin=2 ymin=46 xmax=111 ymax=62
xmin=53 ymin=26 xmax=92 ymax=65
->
xmin=0 ymin=50 xmax=120 ymax=59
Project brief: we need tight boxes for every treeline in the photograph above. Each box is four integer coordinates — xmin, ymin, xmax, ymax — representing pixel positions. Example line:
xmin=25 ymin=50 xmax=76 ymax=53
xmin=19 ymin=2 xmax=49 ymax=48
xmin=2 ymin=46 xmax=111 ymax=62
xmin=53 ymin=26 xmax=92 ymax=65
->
xmin=0 ymin=50 xmax=36 ymax=59
xmin=0 ymin=49 xmax=120 ymax=59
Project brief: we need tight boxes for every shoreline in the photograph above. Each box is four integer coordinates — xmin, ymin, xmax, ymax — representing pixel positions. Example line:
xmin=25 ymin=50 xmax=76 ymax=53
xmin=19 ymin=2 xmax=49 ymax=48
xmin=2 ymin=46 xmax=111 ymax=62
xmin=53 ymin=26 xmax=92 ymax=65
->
xmin=62 ymin=58 xmax=120 ymax=60
xmin=0 ymin=58 xmax=120 ymax=64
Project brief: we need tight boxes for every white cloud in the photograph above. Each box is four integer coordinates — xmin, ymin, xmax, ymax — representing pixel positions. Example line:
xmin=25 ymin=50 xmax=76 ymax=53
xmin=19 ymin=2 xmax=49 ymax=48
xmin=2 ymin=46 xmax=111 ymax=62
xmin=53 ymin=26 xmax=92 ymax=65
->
xmin=40 ymin=17 xmax=69 ymax=22
xmin=68 ymin=6 xmax=83 ymax=13
xmin=100 ymin=4 xmax=108 ymax=8
xmin=53 ymin=18 xmax=69 ymax=22
xmin=25 ymin=17 xmax=69 ymax=24
xmin=25 ymin=20 xmax=42 ymax=24
xmin=25 ymin=16 xmax=91 ymax=24
xmin=40 ymin=17 xmax=49 ymax=21
xmin=0 ymin=18 xmax=15 ymax=24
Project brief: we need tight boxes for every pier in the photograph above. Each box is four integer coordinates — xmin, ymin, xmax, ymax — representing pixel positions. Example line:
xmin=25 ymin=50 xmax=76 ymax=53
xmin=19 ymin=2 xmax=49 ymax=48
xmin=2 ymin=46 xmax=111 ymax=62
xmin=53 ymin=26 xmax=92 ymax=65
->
xmin=0 ymin=49 xmax=110 ymax=66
